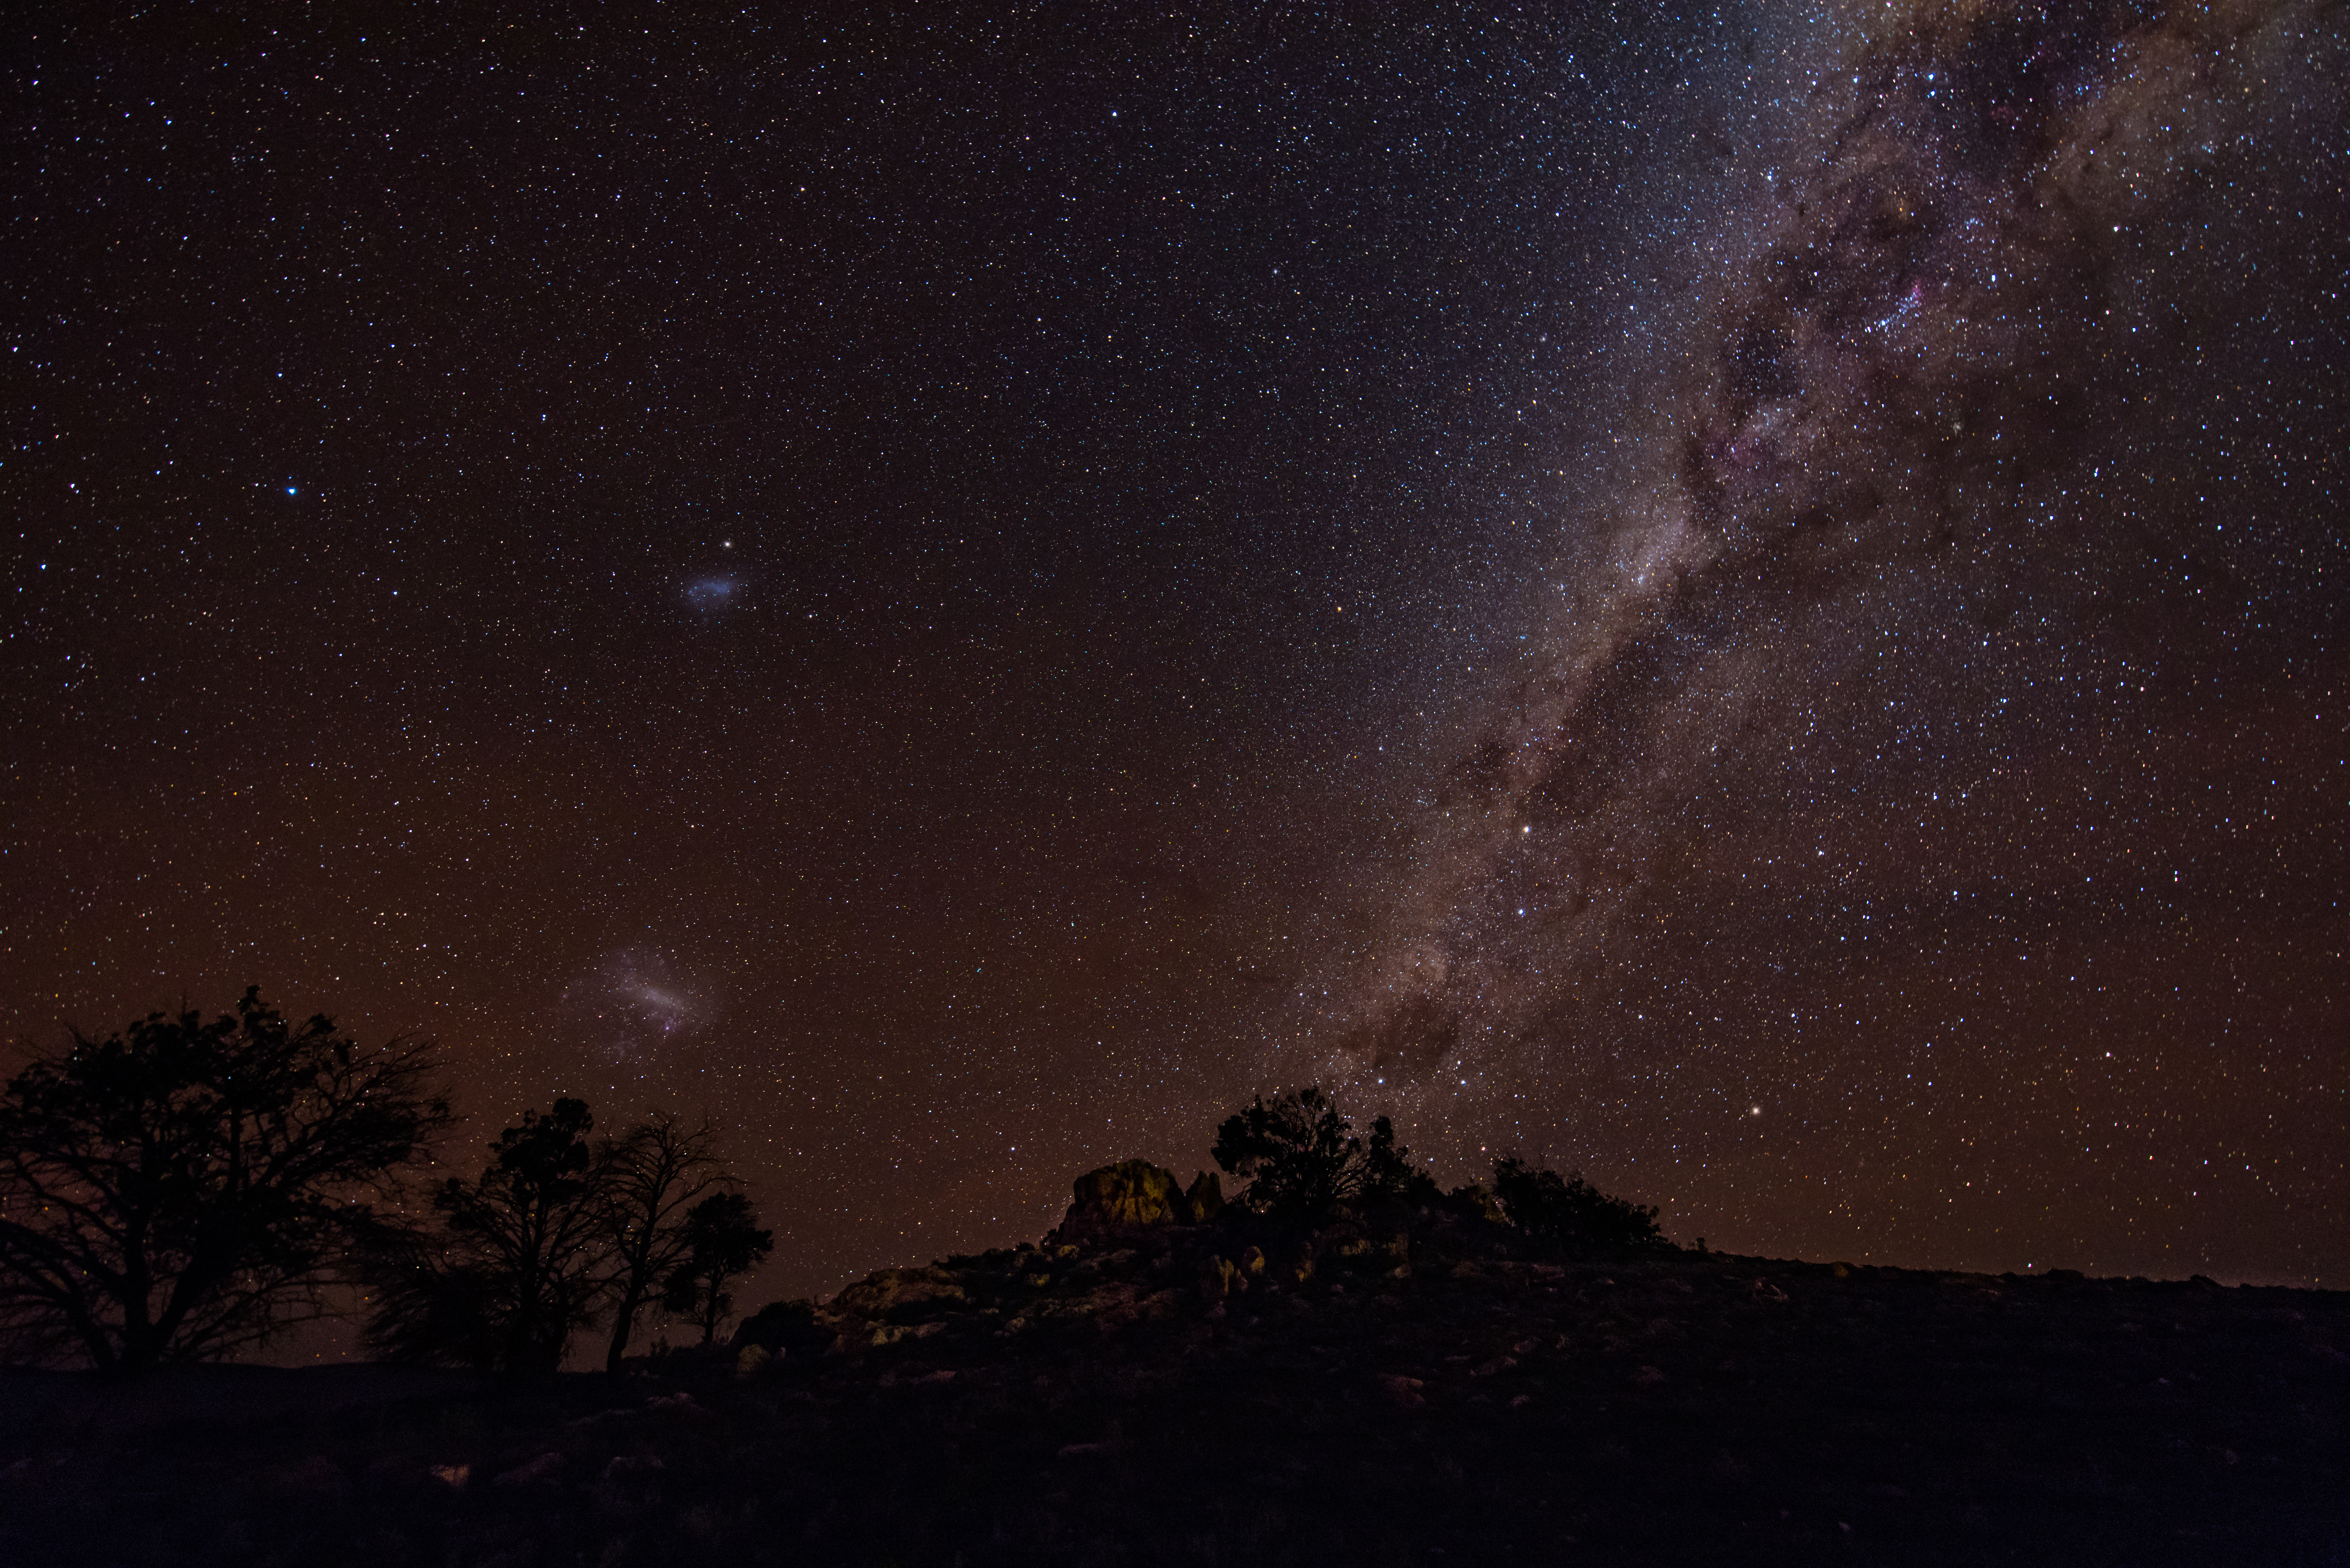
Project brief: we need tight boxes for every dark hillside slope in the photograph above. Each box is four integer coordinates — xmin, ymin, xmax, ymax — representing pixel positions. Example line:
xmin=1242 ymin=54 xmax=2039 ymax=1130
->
xmin=4 ymin=1205 xmax=2346 ymax=1567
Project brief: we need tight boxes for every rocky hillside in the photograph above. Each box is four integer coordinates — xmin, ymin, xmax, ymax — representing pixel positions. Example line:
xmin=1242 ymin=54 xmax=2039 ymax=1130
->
xmin=4 ymin=1161 xmax=2346 ymax=1567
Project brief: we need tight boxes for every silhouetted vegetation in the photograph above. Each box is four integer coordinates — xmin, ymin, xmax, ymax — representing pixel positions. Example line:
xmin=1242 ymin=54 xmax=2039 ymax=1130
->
xmin=0 ymin=988 xmax=452 ymax=1370
xmin=661 ymin=1190 xmax=774 ymax=1346
xmin=1490 ymin=1153 xmax=1662 ymax=1251
xmin=595 ymin=1113 xmax=735 ymax=1372
xmin=11 ymin=1067 xmax=2344 ymax=1567
xmin=1208 ymin=1086 xmax=1661 ymax=1249
xmin=1361 ymin=1113 xmax=1443 ymax=1207
xmin=365 ymin=1099 xmax=614 ymax=1374
xmin=364 ymin=1099 xmax=773 ymax=1373
xmin=1211 ymin=1087 xmax=1443 ymax=1216
xmin=733 ymin=1296 xmax=834 ymax=1360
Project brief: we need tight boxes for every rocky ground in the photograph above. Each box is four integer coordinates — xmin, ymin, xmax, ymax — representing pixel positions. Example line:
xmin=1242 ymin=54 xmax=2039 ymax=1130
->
xmin=4 ymin=1198 xmax=2346 ymax=1567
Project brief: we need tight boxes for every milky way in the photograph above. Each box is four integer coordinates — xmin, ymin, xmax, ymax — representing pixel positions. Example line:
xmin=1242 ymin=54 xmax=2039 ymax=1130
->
xmin=4 ymin=2 xmax=2342 ymax=1304
xmin=1307 ymin=0 xmax=2346 ymax=1282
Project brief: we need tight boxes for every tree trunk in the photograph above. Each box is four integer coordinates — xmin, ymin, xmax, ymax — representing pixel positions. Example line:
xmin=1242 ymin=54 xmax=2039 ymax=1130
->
xmin=699 ymin=1276 xmax=722 ymax=1347
xmin=605 ymin=1283 xmax=644 ymax=1374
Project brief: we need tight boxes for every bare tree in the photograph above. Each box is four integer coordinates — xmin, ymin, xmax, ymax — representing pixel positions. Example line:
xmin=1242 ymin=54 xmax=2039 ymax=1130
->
xmin=364 ymin=1098 xmax=611 ymax=1375
xmin=0 ymin=988 xmax=452 ymax=1370
xmin=596 ymin=1113 xmax=733 ymax=1373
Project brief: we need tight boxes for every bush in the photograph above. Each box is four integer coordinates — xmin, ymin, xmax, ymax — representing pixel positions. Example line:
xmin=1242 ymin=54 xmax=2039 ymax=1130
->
xmin=1490 ymin=1156 xmax=1662 ymax=1251
xmin=1211 ymin=1088 xmax=1438 ymax=1217
xmin=364 ymin=1099 xmax=611 ymax=1374
xmin=733 ymin=1298 xmax=832 ymax=1360
xmin=0 ymin=987 xmax=451 ymax=1370
xmin=660 ymin=1189 xmax=773 ymax=1347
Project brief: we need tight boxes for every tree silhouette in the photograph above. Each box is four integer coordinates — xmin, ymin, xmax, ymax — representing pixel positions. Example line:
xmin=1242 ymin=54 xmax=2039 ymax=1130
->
xmin=660 ymin=1190 xmax=772 ymax=1347
xmin=365 ymin=1098 xmax=612 ymax=1374
xmin=0 ymin=988 xmax=451 ymax=1370
xmin=1212 ymin=1087 xmax=1436 ymax=1216
xmin=1361 ymin=1115 xmax=1443 ymax=1207
xmin=1490 ymin=1155 xmax=1662 ymax=1251
xmin=596 ymin=1113 xmax=733 ymax=1373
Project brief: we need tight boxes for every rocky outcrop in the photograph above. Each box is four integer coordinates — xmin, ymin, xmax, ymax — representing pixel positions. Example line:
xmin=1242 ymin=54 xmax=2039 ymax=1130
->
xmin=1182 ymin=1170 xmax=1224 ymax=1222
xmin=819 ymin=1265 xmax=973 ymax=1351
xmin=732 ymin=1298 xmax=833 ymax=1359
xmin=832 ymin=1265 xmax=968 ymax=1323
xmin=1060 ymin=1160 xmax=1185 ymax=1232
xmin=1052 ymin=1160 xmax=1230 ymax=1241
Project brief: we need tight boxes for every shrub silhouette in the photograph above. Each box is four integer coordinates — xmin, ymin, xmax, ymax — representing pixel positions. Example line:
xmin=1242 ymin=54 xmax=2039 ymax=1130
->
xmin=1211 ymin=1087 xmax=1438 ymax=1215
xmin=0 ymin=987 xmax=451 ymax=1370
xmin=1490 ymin=1155 xmax=1662 ymax=1251
xmin=1362 ymin=1114 xmax=1443 ymax=1208
xmin=661 ymin=1189 xmax=773 ymax=1347
xmin=733 ymin=1297 xmax=832 ymax=1360
xmin=365 ymin=1098 xmax=612 ymax=1374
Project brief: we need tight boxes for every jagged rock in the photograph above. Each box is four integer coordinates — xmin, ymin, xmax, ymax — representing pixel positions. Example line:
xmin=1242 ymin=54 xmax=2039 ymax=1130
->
xmin=867 ymin=1320 xmax=948 ymax=1348
xmin=832 ymin=1265 xmax=969 ymax=1324
xmin=492 ymin=1452 xmax=564 ymax=1490
xmin=1058 ymin=1159 xmax=1186 ymax=1235
xmin=1183 ymin=1169 xmax=1224 ymax=1222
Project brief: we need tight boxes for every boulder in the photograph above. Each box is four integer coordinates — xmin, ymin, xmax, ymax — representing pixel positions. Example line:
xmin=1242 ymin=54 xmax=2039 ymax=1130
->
xmin=261 ymin=1454 xmax=349 ymax=1503
xmin=1377 ymin=1374 xmax=1426 ymax=1408
xmin=734 ymin=1297 xmax=835 ymax=1359
xmin=492 ymin=1451 xmax=565 ymax=1490
xmin=831 ymin=1265 xmax=968 ymax=1324
xmin=1183 ymin=1169 xmax=1224 ymax=1222
xmin=1058 ymin=1159 xmax=1186 ymax=1233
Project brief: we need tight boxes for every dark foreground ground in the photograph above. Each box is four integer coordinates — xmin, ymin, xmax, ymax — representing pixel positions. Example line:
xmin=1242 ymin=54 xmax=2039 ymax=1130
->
xmin=4 ymin=1210 xmax=2346 ymax=1567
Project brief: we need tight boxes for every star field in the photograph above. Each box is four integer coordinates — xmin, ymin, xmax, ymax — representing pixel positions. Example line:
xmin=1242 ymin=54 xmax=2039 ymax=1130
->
xmin=3 ymin=2 xmax=2343 ymax=1304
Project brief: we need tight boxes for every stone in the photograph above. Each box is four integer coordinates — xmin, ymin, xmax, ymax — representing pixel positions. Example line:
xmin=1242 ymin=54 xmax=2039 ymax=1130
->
xmin=492 ymin=1451 xmax=564 ymax=1490
xmin=593 ymin=1453 xmax=664 ymax=1527
xmin=735 ymin=1343 xmax=773 ymax=1376
xmin=1059 ymin=1159 xmax=1186 ymax=1233
xmin=264 ymin=1454 xmax=349 ymax=1502
xmin=734 ymin=1298 xmax=835 ymax=1359
xmin=831 ymin=1265 xmax=969 ymax=1324
xmin=868 ymin=1320 xmax=948 ymax=1347
xmin=1183 ymin=1169 xmax=1224 ymax=1222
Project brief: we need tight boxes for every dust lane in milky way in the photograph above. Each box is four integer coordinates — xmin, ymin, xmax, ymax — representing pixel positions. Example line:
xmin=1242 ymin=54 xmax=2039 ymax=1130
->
xmin=1301 ymin=0 xmax=2349 ymax=1285
xmin=2 ymin=2 xmax=2342 ymax=1302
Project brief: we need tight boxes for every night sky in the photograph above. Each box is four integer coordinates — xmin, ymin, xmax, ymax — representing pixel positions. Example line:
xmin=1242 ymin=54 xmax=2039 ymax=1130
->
xmin=6 ymin=1 xmax=2345 ymax=1309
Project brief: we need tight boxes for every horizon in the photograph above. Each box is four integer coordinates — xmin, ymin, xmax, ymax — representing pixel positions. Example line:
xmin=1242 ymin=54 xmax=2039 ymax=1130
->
xmin=6 ymin=0 xmax=2343 ymax=1322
